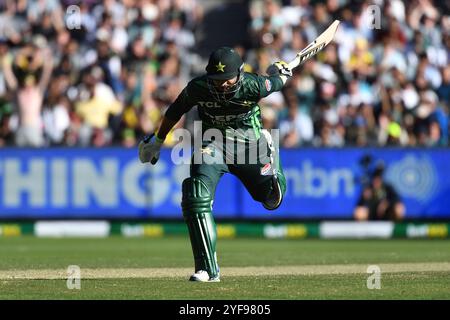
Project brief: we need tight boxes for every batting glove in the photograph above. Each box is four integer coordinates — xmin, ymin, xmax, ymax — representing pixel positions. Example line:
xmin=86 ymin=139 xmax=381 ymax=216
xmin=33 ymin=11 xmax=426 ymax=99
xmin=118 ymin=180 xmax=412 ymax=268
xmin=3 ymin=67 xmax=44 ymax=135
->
xmin=267 ymin=61 xmax=293 ymax=78
xmin=138 ymin=133 xmax=164 ymax=165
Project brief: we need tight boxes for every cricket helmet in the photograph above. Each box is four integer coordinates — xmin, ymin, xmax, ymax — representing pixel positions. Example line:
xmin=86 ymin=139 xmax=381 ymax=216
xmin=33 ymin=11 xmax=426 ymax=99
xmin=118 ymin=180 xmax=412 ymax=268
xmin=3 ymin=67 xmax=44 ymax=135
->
xmin=205 ymin=47 xmax=244 ymax=101
xmin=206 ymin=47 xmax=244 ymax=80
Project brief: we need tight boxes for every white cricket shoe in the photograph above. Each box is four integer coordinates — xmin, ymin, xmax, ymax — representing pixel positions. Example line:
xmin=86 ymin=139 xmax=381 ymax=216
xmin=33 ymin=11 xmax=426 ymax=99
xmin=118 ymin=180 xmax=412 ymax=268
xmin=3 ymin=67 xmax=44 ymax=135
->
xmin=189 ymin=270 xmax=220 ymax=282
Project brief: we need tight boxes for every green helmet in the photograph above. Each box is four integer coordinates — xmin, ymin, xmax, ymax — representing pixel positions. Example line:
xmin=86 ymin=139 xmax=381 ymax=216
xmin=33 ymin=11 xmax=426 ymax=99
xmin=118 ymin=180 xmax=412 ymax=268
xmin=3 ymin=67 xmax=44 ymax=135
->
xmin=205 ymin=47 xmax=244 ymax=101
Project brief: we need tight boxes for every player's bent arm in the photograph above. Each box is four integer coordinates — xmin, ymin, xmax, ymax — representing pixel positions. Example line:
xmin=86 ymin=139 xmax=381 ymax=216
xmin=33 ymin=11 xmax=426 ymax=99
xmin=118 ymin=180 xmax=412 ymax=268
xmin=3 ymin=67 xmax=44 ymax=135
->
xmin=139 ymin=86 xmax=192 ymax=164
xmin=156 ymin=86 xmax=195 ymax=141
xmin=253 ymin=73 xmax=285 ymax=100
xmin=267 ymin=75 xmax=285 ymax=91
xmin=155 ymin=116 xmax=179 ymax=141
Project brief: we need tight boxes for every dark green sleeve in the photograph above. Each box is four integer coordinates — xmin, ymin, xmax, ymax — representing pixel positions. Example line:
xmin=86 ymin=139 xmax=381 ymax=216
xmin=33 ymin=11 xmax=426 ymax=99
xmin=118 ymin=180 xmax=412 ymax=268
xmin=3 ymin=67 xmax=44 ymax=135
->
xmin=255 ymin=74 xmax=284 ymax=99
xmin=164 ymin=87 xmax=195 ymax=122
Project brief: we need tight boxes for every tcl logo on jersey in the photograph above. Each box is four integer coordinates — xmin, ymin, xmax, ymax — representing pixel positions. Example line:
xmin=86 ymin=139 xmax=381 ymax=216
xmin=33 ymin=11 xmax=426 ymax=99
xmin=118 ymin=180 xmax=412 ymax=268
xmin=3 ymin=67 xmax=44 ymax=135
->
xmin=198 ymin=101 xmax=223 ymax=108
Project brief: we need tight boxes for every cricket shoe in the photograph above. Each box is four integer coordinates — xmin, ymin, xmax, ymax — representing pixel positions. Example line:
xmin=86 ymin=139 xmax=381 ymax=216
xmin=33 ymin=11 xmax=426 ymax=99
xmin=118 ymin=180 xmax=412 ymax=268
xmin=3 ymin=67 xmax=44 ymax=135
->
xmin=189 ymin=270 xmax=220 ymax=283
xmin=263 ymin=175 xmax=283 ymax=210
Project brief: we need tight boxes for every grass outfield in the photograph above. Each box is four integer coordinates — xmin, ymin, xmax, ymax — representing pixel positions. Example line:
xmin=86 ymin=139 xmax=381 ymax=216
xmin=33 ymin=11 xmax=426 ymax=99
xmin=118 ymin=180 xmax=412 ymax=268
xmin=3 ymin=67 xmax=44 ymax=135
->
xmin=0 ymin=237 xmax=449 ymax=299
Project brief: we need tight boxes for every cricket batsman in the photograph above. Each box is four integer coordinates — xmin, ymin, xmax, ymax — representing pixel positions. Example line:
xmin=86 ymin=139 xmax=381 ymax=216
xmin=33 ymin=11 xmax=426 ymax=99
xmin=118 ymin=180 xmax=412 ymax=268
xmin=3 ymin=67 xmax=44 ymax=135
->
xmin=138 ymin=47 xmax=292 ymax=282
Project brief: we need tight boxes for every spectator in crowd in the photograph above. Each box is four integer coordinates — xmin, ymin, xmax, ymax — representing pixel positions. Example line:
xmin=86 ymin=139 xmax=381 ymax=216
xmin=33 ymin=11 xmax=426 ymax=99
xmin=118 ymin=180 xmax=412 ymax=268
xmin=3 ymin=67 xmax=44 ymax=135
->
xmin=0 ymin=0 xmax=447 ymax=148
xmin=1 ymin=37 xmax=53 ymax=147
xmin=248 ymin=0 xmax=448 ymax=148
xmin=438 ymin=65 xmax=450 ymax=106
xmin=354 ymin=166 xmax=405 ymax=221
xmin=75 ymin=66 xmax=123 ymax=146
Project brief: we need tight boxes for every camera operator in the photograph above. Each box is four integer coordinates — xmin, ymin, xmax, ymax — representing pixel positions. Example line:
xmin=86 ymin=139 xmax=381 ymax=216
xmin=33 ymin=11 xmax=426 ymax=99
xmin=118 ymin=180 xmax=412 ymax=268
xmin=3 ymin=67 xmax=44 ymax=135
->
xmin=354 ymin=161 xmax=405 ymax=221
xmin=0 ymin=36 xmax=53 ymax=147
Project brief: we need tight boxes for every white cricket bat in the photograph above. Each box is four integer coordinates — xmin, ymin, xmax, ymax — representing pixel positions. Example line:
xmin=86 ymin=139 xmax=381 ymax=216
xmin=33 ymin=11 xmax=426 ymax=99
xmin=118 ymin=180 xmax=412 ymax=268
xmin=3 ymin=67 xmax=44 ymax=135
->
xmin=287 ymin=19 xmax=340 ymax=70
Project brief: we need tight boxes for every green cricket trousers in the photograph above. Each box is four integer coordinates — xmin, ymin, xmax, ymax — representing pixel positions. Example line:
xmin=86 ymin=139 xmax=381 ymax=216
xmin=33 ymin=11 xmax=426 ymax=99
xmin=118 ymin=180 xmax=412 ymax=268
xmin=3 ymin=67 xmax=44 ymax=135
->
xmin=181 ymin=131 xmax=286 ymax=280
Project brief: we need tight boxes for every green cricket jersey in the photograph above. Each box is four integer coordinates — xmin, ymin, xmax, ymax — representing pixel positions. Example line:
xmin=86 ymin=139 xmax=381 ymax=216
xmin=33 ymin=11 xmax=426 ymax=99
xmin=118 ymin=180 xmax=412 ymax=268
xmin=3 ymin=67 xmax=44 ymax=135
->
xmin=165 ymin=73 xmax=284 ymax=141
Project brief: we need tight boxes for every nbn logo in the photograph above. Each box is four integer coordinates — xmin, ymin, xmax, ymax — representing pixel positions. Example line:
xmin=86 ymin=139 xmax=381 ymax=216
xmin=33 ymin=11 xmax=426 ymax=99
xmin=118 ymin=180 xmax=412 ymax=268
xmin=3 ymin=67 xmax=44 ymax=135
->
xmin=284 ymin=161 xmax=354 ymax=198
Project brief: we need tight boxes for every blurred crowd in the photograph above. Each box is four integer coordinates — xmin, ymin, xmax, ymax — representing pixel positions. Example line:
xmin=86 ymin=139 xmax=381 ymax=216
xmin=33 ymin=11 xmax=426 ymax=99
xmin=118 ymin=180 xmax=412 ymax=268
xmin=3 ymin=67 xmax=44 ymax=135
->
xmin=0 ymin=0 xmax=203 ymax=147
xmin=249 ymin=0 xmax=449 ymax=147
xmin=0 ymin=0 xmax=449 ymax=148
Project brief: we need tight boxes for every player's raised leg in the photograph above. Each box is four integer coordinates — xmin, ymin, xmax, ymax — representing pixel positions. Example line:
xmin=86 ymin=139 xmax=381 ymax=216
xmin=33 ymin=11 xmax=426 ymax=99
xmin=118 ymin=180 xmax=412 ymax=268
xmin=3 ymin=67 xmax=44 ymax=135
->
xmin=229 ymin=129 xmax=286 ymax=210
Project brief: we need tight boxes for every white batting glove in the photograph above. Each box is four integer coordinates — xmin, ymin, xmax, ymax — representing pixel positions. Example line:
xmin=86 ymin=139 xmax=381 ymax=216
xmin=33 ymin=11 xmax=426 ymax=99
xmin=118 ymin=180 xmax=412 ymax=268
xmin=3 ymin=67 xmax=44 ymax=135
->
xmin=138 ymin=133 xmax=163 ymax=165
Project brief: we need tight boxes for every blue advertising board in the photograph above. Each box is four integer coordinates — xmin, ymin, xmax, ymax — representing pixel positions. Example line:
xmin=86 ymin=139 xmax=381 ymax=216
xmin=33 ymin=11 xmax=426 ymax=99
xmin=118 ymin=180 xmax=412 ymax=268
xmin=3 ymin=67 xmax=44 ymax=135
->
xmin=0 ymin=148 xmax=449 ymax=219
